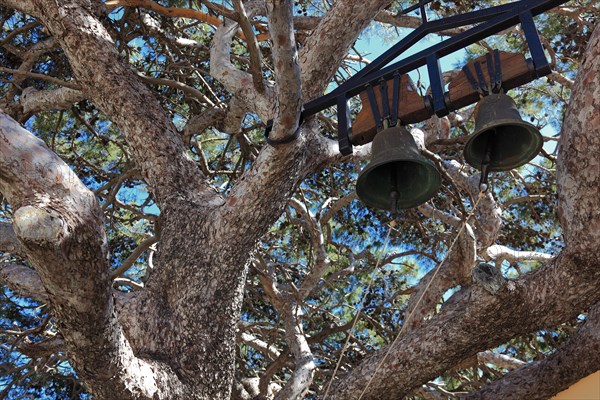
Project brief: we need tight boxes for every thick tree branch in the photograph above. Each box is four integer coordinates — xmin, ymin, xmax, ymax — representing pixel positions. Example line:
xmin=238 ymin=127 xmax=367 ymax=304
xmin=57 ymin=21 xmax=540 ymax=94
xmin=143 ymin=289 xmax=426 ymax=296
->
xmin=299 ymin=0 xmax=392 ymax=99
xmin=0 ymin=262 xmax=48 ymax=302
xmin=274 ymin=305 xmax=316 ymax=400
xmin=0 ymin=221 xmax=26 ymax=258
xmin=0 ymin=112 xmax=187 ymax=399
xmin=19 ymin=87 xmax=84 ymax=115
xmin=8 ymin=335 xmax=66 ymax=359
xmin=266 ymin=0 xmax=302 ymax=142
xmin=465 ymin=303 xmax=600 ymax=399
xmin=485 ymin=245 xmax=554 ymax=265
xmin=240 ymin=332 xmax=281 ymax=361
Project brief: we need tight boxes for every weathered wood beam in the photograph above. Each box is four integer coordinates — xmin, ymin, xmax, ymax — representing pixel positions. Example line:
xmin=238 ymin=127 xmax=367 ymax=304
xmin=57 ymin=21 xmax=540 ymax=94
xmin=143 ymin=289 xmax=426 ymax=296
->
xmin=351 ymin=51 xmax=533 ymax=145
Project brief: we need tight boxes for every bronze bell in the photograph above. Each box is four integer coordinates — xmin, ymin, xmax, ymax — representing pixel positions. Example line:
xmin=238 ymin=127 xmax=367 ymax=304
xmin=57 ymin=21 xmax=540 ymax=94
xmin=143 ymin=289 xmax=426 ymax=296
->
xmin=356 ymin=126 xmax=441 ymax=211
xmin=463 ymin=92 xmax=543 ymax=172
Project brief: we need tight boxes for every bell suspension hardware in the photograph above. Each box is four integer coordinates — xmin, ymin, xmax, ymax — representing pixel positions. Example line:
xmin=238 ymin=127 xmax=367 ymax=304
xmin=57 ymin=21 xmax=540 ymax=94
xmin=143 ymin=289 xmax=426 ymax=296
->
xmin=262 ymin=0 xmax=567 ymax=152
xmin=263 ymin=113 xmax=304 ymax=146
xmin=520 ymin=10 xmax=553 ymax=77
xmin=463 ymin=49 xmax=504 ymax=96
xmin=379 ymin=78 xmax=391 ymax=124
xmin=365 ymin=83 xmax=383 ymax=131
xmin=261 ymin=0 xmax=566 ymax=211
xmin=427 ymin=53 xmax=450 ymax=117
xmin=390 ymin=71 xmax=401 ymax=127
xmin=475 ymin=60 xmax=489 ymax=96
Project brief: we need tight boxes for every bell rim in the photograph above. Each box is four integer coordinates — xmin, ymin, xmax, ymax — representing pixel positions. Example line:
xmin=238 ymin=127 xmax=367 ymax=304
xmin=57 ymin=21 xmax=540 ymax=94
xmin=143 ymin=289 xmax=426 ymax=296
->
xmin=356 ymin=158 xmax=442 ymax=211
xmin=464 ymin=119 xmax=543 ymax=172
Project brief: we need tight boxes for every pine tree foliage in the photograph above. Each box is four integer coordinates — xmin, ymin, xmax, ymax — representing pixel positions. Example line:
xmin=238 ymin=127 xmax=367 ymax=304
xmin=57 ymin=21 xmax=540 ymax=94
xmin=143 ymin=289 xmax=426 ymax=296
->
xmin=0 ymin=0 xmax=598 ymax=399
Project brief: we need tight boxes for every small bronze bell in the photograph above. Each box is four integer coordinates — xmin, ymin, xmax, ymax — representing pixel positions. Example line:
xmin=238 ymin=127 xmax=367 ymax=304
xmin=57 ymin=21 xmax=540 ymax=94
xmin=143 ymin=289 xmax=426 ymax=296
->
xmin=356 ymin=126 xmax=441 ymax=211
xmin=463 ymin=92 xmax=543 ymax=172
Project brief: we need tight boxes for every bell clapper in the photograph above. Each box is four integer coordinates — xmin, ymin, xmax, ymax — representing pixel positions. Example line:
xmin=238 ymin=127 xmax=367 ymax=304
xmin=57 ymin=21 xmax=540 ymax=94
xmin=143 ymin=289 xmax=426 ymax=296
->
xmin=478 ymin=129 xmax=494 ymax=193
xmin=390 ymin=190 xmax=399 ymax=214
xmin=390 ymin=164 xmax=399 ymax=213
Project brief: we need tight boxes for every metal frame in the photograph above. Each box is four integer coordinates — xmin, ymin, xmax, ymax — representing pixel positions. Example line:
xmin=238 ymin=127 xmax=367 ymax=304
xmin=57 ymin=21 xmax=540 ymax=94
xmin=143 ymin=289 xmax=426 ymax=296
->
xmin=265 ymin=0 xmax=568 ymax=154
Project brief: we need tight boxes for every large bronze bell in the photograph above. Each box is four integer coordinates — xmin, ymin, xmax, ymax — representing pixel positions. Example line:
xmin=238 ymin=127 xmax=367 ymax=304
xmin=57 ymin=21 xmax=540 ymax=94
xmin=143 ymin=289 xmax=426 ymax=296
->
xmin=356 ymin=126 xmax=441 ymax=211
xmin=463 ymin=92 xmax=543 ymax=172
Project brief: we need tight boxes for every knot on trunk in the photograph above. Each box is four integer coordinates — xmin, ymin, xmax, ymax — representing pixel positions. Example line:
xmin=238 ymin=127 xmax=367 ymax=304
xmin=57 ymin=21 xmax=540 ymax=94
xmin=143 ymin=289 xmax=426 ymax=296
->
xmin=14 ymin=205 xmax=65 ymax=246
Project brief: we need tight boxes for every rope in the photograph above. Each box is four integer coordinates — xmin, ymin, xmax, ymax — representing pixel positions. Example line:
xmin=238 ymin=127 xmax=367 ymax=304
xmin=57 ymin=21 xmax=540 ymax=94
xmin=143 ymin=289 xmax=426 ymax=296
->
xmin=356 ymin=193 xmax=485 ymax=399
xmin=322 ymin=222 xmax=395 ymax=399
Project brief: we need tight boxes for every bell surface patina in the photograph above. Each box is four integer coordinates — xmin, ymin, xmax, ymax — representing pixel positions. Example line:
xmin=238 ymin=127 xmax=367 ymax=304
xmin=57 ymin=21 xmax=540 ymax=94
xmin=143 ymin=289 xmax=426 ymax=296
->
xmin=464 ymin=92 xmax=543 ymax=172
xmin=356 ymin=126 xmax=441 ymax=211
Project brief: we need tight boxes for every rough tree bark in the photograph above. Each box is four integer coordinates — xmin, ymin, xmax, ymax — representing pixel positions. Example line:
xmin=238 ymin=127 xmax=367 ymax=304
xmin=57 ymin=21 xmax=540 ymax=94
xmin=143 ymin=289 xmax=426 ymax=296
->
xmin=0 ymin=113 xmax=187 ymax=398
xmin=0 ymin=0 xmax=394 ymax=398
xmin=0 ymin=0 xmax=598 ymax=399
xmin=463 ymin=303 xmax=600 ymax=399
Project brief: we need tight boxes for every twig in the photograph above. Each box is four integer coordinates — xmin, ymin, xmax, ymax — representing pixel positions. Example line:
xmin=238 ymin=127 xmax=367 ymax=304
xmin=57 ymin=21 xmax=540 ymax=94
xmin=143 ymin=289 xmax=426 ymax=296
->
xmin=0 ymin=67 xmax=80 ymax=90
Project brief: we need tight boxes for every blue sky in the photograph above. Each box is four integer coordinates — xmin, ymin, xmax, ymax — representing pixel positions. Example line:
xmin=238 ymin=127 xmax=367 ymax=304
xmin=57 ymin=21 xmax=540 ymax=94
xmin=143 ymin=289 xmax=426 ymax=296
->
xmin=355 ymin=24 xmax=468 ymax=89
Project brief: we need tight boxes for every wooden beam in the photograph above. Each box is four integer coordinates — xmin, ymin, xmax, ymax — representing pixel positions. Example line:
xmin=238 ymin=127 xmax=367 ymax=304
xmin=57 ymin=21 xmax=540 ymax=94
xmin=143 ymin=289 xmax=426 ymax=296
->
xmin=350 ymin=51 xmax=534 ymax=146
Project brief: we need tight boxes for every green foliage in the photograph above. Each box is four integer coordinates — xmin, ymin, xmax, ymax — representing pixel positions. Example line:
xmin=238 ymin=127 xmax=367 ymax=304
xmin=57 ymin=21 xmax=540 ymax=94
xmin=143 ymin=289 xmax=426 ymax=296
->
xmin=0 ymin=0 xmax=594 ymax=397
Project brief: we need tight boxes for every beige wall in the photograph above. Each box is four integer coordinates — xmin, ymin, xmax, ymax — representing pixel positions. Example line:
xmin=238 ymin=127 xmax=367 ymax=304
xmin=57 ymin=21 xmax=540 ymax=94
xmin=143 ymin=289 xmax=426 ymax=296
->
xmin=551 ymin=371 xmax=600 ymax=400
